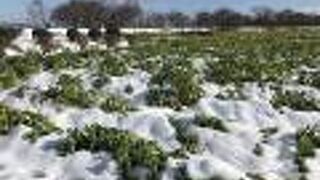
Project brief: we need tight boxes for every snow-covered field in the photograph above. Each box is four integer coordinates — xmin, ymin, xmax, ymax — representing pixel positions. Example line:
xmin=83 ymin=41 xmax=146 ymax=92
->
xmin=0 ymin=29 xmax=319 ymax=180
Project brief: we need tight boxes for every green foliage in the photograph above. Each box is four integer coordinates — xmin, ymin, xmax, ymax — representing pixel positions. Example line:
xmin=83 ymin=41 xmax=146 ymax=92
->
xmin=0 ymin=68 xmax=19 ymax=89
xmin=42 ymin=74 xmax=96 ymax=108
xmin=193 ymin=115 xmax=228 ymax=133
xmin=170 ymin=119 xmax=200 ymax=155
xmin=4 ymin=54 xmax=42 ymax=79
xmin=205 ymin=56 xmax=294 ymax=85
xmin=295 ymin=127 xmax=320 ymax=175
xmin=98 ymin=53 xmax=128 ymax=76
xmin=44 ymin=51 xmax=89 ymax=71
xmin=146 ymin=86 xmax=182 ymax=110
xmin=100 ymin=95 xmax=134 ymax=114
xmin=0 ymin=103 xmax=59 ymax=142
xmin=57 ymin=124 xmax=167 ymax=180
xmin=298 ymin=70 xmax=320 ymax=89
xmin=271 ymin=90 xmax=320 ymax=111
xmin=215 ymin=86 xmax=247 ymax=100
xmin=0 ymin=54 xmax=42 ymax=89
xmin=296 ymin=127 xmax=320 ymax=158
xmin=147 ymin=57 xmax=203 ymax=109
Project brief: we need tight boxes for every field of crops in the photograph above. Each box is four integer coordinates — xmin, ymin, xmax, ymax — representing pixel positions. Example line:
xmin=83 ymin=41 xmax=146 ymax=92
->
xmin=0 ymin=29 xmax=320 ymax=180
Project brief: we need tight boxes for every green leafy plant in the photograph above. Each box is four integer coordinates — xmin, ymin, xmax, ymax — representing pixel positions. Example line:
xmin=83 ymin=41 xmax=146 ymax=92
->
xmin=42 ymin=74 xmax=96 ymax=108
xmin=147 ymin=57 xmax=203 ymax=109
xmin=170 ymin=119 xmax=200 ymax=155
xmin=57 ymin=124 xmax=167 ymax=180
xmin=271 ymin=90 xmax=320 ymax=111
xmin=146 ymin=86 xmax=182 ymax=110
xmin=5 ymin=54 xmax=42 ymax=79
xmin=193 ymin=115 xmax=228 ymax=133
xmin=0 ymin=54 xmax=42 ymax=89
xmin=0 ymin=103 xmax=60 ymax=142
xmin=100 ymin=95 xmax=134 ymax=114
xmin=296 ymin=127 xmax=320 ymax=157
xmin=295 ymin=127 xmax=320 ymax=175
xmin=44 ymin=51 xmax=88 ymax=71
xmin=0 ymin=68 xmax=19 ymax=89
xmin=98 ymin=53 xmax=128 ymax=76
xmin=298 ymin=70 xmax=320 ymax=89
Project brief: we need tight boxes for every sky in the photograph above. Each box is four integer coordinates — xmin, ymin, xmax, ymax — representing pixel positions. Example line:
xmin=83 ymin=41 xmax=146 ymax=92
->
xmin=1 ymin=0 xmax=320 ymax=23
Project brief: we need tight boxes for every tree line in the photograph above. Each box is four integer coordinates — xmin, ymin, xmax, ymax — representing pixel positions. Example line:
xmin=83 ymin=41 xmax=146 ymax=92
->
xmin=29 ymin=0 xmax=320 ymax=28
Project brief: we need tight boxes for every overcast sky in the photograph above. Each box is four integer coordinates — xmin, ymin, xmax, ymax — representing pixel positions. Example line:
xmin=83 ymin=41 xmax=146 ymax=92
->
xmin=1 ymin=0 xmax=320 ymax=23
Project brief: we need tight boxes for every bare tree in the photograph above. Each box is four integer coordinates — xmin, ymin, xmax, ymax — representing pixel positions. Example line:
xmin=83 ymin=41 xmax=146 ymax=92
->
xmin=167 ymin=12 xmax=191 ymax=28
xmin=195 ymin=12 xmax=213 ymax=27
xmin=51 ymin=0 xmax=109 ymax=28
xmin=27 ymin=0 xmax=49 ymax=28
xmin=110 ymin=0 xmax=142 ymax=27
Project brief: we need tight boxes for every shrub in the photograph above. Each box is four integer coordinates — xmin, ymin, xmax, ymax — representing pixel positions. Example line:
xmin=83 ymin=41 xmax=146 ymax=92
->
xmin=88 ymin=28 xmax=102 ymax=41
xmin=271 ymin=90 xmax=320 ymax=111
xmin=57 ymin=124 xmax=167 ymax=180
xmin=193 ymin=115 xmax=229 ymax=133
xmin=0 ymin=103 xmax=59 ymax=142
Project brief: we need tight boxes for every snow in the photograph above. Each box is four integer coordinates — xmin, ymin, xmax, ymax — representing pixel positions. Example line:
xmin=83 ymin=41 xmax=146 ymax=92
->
xmin=0 ymin=128 xmax=119 ymax=180
xmin=120 ymin=109 xmax=181 ymax=152
xmin=1 ymin=70 xmax=318 ymax=180
xmin=102 ymin=70 xmax=151 ymax=103
xmin=307 ymin=150 xmax=320 ymax=180
xmin=0 ymin=29 xmax=319 ymax=180
xmin=185 ymin=154 xmax=245 ymax=180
